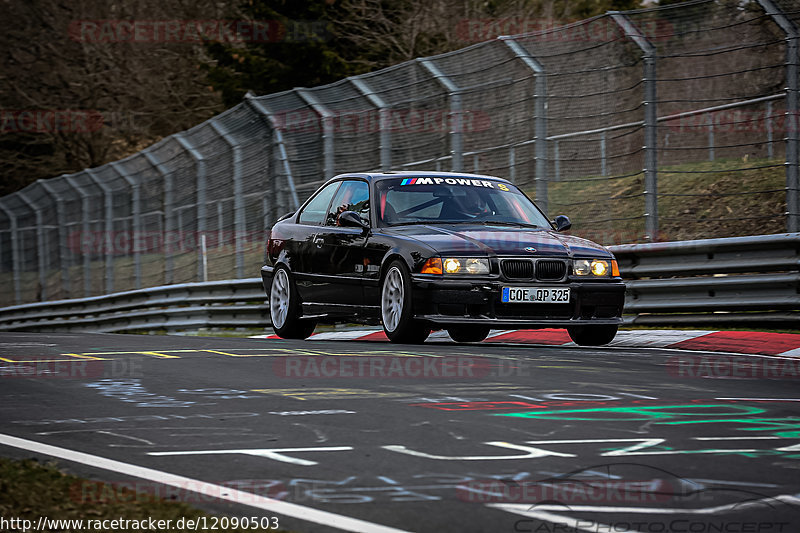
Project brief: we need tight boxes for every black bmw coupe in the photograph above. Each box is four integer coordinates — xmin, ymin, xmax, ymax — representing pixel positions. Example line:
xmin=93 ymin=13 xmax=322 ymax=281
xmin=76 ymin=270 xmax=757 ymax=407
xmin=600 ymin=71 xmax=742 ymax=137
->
xmin=262 ymin=172 xmax=625 ymax=345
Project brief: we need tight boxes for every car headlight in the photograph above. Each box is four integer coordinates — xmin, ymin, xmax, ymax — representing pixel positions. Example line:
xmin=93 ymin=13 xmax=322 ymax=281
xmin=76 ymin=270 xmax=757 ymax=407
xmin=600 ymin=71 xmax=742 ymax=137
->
xmin=442 ymin=257 xmax=490 ymax=275
xmin=574 ymin=259 xmax=618 ymax=277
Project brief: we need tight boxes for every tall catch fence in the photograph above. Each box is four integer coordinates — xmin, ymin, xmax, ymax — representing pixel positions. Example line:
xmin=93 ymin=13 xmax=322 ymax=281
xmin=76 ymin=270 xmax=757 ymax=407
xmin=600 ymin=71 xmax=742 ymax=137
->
xmin=1 ymin=0 xmax=798 ymax=305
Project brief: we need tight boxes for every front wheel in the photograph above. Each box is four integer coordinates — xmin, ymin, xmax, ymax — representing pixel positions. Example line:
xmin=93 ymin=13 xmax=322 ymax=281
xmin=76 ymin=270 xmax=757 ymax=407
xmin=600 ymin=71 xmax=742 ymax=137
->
xmin=381 ymin=261 xmax=430 ymax=344
xmin=447 ymin=325 xmax=490 ymax=343
xmin=567 ymin=325 xmax=618 ymax=346
xmin=270 ymin=266 xmax=316 ymax=339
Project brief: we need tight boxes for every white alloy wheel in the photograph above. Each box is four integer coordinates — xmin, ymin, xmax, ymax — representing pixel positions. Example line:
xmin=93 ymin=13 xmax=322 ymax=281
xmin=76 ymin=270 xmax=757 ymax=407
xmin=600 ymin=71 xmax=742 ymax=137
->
xmin=270 ymin=268 xmax=290 ymax=329
xmin=381 ymin=266 xmax=404 ymax=332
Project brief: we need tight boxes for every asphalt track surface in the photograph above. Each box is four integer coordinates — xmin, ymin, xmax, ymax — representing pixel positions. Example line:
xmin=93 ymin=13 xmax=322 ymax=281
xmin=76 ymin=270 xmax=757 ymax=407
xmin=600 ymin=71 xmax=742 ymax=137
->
xmin=1 ymin=331 xmax=799 ymax=533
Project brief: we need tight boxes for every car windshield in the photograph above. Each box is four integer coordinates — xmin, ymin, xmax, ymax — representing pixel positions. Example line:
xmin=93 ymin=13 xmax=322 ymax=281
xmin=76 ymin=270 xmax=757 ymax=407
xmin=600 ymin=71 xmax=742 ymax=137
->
xmin=375 ymin=177 xmax=551 ymax=228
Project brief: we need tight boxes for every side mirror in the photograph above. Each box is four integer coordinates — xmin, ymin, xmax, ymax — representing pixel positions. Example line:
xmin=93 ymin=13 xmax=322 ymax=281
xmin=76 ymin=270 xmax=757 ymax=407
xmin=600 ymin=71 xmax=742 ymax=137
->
xmin=552 ymin=215 xmax=572 ymax=232
xmin=338 ymin=211 xmax=369 ymax=230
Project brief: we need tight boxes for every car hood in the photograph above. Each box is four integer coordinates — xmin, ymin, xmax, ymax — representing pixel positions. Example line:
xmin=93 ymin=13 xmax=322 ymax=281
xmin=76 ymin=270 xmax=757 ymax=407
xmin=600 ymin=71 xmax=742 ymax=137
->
xmin=383 ymin=224 xmax=611 ymax=258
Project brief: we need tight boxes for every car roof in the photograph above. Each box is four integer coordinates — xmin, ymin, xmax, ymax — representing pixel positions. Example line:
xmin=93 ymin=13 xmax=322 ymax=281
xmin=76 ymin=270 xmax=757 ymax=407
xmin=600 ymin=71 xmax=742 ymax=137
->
xmin=328 ymin=171 xmax=512 ymax=184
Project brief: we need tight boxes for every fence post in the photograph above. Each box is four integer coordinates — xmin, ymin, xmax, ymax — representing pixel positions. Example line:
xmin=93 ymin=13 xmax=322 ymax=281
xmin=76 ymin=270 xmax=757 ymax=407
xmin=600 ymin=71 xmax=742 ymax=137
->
xmin=143 ymin=150 xmax=175 ymax=285
xmin=417 ymin=58 xmax=464 ymax=172
xmin=296 ymin=89 xmax=336 ymax=179
xmin=502 ymin=37 xmax=548 ymax=211
xmin=174 ymin=133 xmax=208 ymax=282
xmin=758 ymin=0 xmax=799 ymax=232
xmin=706 ymin=113 xmax=715 ymax=161
xmin=209 ymin=119 xmax=246 ymax=279
xmin=261 ymin=195 xmax=269 ymax=261
xmin=554 ymin=141 xmax=560 ymax=183
xmin=350 ymin=76 xmax=392 ymax=171
xmin=601 ymin=131 xmax=608 ymax=176
xmin=217 ymin=202 xmax=224 ymax=249
xmin=509 ymin=145 xmax=516 ymax=183
xmin=108 ymin=162 xmax=142 ymax=290
xmin=64 ymin=175 xmax=92 ymax=297
xmin=245 ymin=96 xmax=300 ymax=210
xmin=17 ymin=189 xmax=48 ymax=301
xmin=85 ymin=169 xmax=115 ymax=294
xmin=0 ymin=200 xmax=21 ymax=304
xmin=767 ymin=100 xmax=774 ymax=159
xmin=38 ymin=179 xmax=70 ymax=298
xmin=610 ymin=12 xmax=659 ymax=241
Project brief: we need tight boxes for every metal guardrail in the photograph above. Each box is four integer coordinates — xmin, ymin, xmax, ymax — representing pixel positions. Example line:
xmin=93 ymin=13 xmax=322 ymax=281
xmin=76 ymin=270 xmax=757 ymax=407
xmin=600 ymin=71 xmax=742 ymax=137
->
xmin=610 ymin=233 xmax=800 ymax=326
xmin=0 ymin=279 xmax=268 ymax=333
xmin=0 ymin=234 xmax=797 ymax=332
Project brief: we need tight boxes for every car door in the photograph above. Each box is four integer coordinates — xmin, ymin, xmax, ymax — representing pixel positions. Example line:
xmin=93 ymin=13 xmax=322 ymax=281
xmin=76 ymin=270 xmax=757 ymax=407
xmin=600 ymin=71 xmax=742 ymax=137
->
xmin=311 ymin=179 xmax=371 ymax=307
xmin=293 ymin=180 xmax=341 ymax=302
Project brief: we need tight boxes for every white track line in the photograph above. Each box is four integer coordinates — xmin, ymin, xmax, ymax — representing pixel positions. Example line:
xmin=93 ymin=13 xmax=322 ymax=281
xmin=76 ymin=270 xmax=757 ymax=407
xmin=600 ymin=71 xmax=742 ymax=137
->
xmin=306 ymin=331 xmax=383 ymax=341
xmin=489 ymin=493 xmax=800 ymax=516
xmin=0 ymin=433 xmax=410 ymax=533
xmin=715 ymin=398 xmax=800 ymax=402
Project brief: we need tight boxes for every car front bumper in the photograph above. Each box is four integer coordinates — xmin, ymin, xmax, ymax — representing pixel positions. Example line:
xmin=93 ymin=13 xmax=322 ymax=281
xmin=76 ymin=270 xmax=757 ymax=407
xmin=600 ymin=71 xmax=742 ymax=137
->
xmin=409 ymin=275 xmax=625 ymax=328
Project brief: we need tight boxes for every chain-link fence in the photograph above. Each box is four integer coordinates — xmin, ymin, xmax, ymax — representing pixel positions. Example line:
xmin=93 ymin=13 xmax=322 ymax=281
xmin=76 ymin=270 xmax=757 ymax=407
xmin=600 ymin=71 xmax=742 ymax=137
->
xmin=1 ymin=0 xmax=798 ymax=306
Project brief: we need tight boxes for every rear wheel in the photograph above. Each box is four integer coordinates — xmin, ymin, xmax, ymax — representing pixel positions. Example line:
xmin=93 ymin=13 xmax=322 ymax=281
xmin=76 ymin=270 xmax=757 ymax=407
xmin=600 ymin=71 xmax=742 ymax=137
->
xmin=381 ymin=261 xmax=430 ymax=344
xmin=447 ymin=325 xmax=490 ymax=343
xmin=270 ymin=266 xmax=316 ymax=339
xmin=567 ymin=325 xmax=618 ymax=346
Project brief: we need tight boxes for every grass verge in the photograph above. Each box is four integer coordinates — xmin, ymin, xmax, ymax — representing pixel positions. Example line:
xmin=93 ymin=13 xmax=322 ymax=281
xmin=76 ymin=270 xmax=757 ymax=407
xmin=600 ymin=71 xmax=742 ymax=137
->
xmin=546 ymin=156 xmax=786 ymax=244
xmin=0 ymin=457 xmax=291 ymax=532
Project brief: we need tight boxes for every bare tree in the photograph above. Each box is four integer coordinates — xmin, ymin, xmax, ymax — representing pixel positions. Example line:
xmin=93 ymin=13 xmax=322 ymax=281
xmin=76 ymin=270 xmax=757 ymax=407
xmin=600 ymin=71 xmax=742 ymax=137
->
xmin=0 ymin=0 xmax=230 ymax=196
xmin=332 ymin=0 xmax=641 ymax=70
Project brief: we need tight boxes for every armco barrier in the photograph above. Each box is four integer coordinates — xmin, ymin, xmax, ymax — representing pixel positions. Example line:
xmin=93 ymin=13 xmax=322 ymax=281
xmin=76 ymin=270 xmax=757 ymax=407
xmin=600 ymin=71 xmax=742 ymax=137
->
xmin=0 ymin=279 xmax=267 ymax=333
xmin=0 ymin=234 xmax=797 ymax=332
xmin=610 ymin=233 xmax=800 ymax=326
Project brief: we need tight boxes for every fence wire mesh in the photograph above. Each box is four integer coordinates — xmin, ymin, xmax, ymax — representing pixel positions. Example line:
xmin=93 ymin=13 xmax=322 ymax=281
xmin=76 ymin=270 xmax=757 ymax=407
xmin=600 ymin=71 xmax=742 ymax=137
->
xmin=1 ymin=0 xmax=798 ymax=305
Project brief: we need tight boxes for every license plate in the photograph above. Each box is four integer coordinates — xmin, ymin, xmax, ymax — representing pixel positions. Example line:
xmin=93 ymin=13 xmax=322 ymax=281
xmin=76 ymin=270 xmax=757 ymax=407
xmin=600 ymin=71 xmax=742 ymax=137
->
xmin=501 ymin=287 xmax=570 ymax=304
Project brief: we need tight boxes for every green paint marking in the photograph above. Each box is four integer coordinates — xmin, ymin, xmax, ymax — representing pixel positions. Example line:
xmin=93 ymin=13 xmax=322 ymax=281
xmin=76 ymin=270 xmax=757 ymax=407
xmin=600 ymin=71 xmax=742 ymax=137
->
xmin=498 ymin=404 xmax=800 ymax=458
xmin=703 ymin=449 xmax=787 ymax=459
xmin=498 ymin=404 xmax=765 ymax=422
xmin=662 ymin=417 xmax=800 ymax=430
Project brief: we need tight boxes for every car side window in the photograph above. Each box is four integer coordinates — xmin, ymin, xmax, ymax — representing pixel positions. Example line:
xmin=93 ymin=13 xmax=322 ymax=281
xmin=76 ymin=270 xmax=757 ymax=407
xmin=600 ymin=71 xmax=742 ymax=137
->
xmin=298 ymin=182 xmax=341 ymax=225
xmin=326 ymin=180 xmax=370 ymax=226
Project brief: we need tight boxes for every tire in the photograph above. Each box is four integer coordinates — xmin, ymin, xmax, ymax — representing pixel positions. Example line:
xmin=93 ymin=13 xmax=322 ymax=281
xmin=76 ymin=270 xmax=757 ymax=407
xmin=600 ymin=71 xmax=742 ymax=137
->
xmin=567 ymin=325 xmax=618 ymax=346
xmin=381 ymin=260 xmax=431 ymax=344
xmin=447 ymin=325 xmax=490 ymax=343
xmin=270 ymin=266 xmax=316 ymax=340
